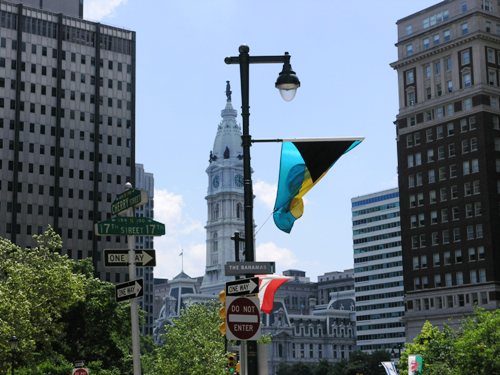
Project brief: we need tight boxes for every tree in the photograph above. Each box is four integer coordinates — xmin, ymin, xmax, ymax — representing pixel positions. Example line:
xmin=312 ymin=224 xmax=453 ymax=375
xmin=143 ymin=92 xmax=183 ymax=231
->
xmin=1 ymin=228 xmax=135 ymax=374
xmin=56 ymin=258 xmax=134 ymax=374
xmin=453 ymin=308 xmax=500 ymax=375
xmin=144 ymin=301 xmax=226 ymax=375
xmin=0 ymin=227 xmax=86 ymax=371
xmin=398 ymin=309 xmax=500 ymax=375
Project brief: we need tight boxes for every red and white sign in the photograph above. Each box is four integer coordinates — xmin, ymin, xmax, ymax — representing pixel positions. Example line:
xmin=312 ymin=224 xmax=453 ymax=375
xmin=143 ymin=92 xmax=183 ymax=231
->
xmin=226 ymin=296 xmax=261 ymax=340
xmin=73 ymin=368 xmax=89 ymax=375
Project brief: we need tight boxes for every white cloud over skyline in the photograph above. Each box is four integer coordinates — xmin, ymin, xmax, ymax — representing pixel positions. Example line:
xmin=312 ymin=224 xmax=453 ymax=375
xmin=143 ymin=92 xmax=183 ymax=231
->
xmin=84 ymin=0 xmax=127 ymax=21
xmin=152 ymin=189 xmax=205 ymax=279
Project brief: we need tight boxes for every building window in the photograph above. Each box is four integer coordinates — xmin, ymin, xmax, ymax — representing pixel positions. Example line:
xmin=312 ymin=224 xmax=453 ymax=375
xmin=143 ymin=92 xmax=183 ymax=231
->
xmin=463 ymin=71 xmax=472 ymax=87
xmin=406 ymin=44 xmax=413 ymax=56
xmin=461 ymin=50 xmax=471 ymax=65
xmin=433 ymin=253 xmax=441 ymax=267
xmin=461 ymin=22 xmax=469 ymax=35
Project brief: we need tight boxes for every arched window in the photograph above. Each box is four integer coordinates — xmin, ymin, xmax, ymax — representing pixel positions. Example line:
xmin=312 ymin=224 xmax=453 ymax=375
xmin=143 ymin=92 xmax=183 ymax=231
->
xmin=236 ymin=203 xmax=242 ymax=219
xmin=212 ymin=232 xmax=218 ymax=252
xmin=212 ymin=203 xmax=219 ymax=220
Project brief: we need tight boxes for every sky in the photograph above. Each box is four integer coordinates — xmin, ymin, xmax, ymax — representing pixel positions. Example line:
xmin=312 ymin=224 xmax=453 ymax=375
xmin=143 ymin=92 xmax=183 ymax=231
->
xmin=84 ymin=0 xmax=439 ymax=281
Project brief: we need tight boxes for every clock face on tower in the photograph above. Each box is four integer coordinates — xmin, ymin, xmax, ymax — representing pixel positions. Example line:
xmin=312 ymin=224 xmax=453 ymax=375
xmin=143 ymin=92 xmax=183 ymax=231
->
xmin=212 ymin=175 xmax=220 ymax=188
xmin=235 ymin=174 xmax=243 ymax=187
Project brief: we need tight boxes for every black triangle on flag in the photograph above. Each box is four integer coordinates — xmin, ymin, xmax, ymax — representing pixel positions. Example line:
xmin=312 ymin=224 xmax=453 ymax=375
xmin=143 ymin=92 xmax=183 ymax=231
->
xmin=292 ymin=139 xmax=360 ymax=182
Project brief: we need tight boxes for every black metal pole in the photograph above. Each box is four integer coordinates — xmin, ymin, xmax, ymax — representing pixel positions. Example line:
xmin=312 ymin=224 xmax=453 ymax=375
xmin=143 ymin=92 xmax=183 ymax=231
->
xmin=225 ymin=44 xmax=296 ymax=375
xmin=237 ymin=45 xmax=254 ymax=265
xmin=11 ymin=350 xmax=14 ymax=375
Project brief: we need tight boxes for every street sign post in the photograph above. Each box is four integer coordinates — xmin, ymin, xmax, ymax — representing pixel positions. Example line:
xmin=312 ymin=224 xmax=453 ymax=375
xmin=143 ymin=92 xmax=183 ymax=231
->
xmin=95 ymin=216 xmax=165 ymax=236
xmin=226 ymin=296 xmax=261 ymax=341
xmin=104 ymin=249 xmax=156 ymax=267
xmin=226 ymin=277 xmax=259 ymax=296
xmin=225 ymin=261 xmax=275 ymax=276
xmin=111 ymin=188 xmax=148 ymax=215
xmin=115 ymin=279 xmax=144 ymax=302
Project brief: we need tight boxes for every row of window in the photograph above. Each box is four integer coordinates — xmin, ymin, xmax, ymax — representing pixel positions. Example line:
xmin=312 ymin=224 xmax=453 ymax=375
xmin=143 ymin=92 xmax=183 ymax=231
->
xmin=406 ymin=117 xmax=479 ymax=146
xmin=354 ymin=250 xmax=402 ymax=264
xmin=352 ymin=211 xmax=400 ymax=226
xmin=409 ymin=290 xmax=489 ymax=312
xmin=407 ymin=139 xmax=478 ymax=168
xmin=1 ymin=95 xmax=132 ymax=112
xmin=410 ymin=202 xmax=482 ymax=228
xmin=0 ymin=153 xmax=130 ymax=170
xmin=0 ymin=175 xmax=126 ymax=197
xmin=409 ymin=181 xmax=480 ymax=210
xmin=353 ymin=241 xmax=401 ymax=255
xmin=0 ymin=117 xmax=131 ymax=132
xmin=355 ymin=280 xmax=403 ymax=294
xmin=351 ymin=202 xmax=399 ymax=217
xmin=413 ymin=246 xmax=485 ymax=271
xmin=408 ymin=158 xmax=479 ymax=188
xmin=0 ymin=12 xmax=133 ymax=54
xmin=410 ymin=224 xmax=484 ymax=248
xmin=356 ymin=311 xmax=404 ymax=322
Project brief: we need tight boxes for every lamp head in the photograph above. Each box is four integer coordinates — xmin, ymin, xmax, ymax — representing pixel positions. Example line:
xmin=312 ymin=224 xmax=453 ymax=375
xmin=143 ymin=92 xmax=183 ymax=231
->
xmin=275 ymin=52 xmax=300 ymax=102
xmin=10 ymin=336 xmax=18 ymax=350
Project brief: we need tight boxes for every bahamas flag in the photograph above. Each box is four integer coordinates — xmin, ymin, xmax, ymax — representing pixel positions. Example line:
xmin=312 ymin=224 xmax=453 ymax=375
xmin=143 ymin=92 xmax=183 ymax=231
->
xmin=273 ymin=138 xmax=363 ymax=233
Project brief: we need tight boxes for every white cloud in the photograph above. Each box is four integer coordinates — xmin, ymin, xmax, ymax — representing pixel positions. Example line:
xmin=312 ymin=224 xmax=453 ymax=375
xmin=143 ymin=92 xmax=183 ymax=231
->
xmin=152 ymin=189 xmax=205 ymax=279
xmin=256 ymin=242 xmax=298 ymax=272
xmin=254 ymin=179 xmax=276 ymax=210
xmin=84 ymin=0 xmax=127 ymax=21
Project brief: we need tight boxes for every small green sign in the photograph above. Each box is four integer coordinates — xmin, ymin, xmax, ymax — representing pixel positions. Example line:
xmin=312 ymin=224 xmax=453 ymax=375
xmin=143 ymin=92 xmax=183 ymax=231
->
xmin=95 ymin=217 xmax=165 ymax=236
xmin=111 ymin=189 xmax=148 ymax=215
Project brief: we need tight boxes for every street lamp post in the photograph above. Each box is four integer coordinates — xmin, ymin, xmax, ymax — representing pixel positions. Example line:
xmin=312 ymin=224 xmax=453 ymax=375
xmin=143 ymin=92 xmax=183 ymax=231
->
xmin=225 ymin=45 xmax=300 ymax=375
xmin=225 ymin=45 xmax=300 ymax=266
xmin=391 ymin=343 xmax=403 ymax=362
xmin=9 ymin=336 xmax=18 ymax=375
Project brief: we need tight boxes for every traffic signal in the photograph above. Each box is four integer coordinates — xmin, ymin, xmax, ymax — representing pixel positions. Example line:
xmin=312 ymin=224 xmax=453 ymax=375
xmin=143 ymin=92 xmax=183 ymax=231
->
xmin=226 ymin=352 xmax=238 ymax=373
xmin=218 ymin=289 xmax=226 ymax=336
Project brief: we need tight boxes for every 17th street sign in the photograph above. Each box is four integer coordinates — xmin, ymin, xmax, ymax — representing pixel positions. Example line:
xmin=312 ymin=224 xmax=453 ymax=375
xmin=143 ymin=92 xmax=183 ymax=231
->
xmin=95 ymin=217 xmax=165 ymax=236
xmin=104 ymin=249 xmax=156 ymax=267
xmin=115 ymin=279 xmax=144 ymax=302
xmin=111 ymin=188 xmax=148 ymax=215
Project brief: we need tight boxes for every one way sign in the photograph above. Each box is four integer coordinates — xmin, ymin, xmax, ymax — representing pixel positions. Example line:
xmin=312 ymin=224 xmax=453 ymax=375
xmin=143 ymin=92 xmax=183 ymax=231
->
xmin=104 ymin=249 xmax=156 ymax=267
xmin=115 ymin=279 xmax=143 ymax=302
xmin=226 ymin=277 xmax=259 ymax=296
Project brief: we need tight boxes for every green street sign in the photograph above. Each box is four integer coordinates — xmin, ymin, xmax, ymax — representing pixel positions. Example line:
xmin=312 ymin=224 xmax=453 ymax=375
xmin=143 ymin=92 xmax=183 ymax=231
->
xmin=95 ymin=217 xmax=165 ymax=236
xmin=111 ymin=189 xmax=148 ymax=215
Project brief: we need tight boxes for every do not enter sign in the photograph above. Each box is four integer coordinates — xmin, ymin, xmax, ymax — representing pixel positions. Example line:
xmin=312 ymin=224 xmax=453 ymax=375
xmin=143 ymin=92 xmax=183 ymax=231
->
xmin=73 ymin=368 xmax=89 ymax=375
xmin=226 ymin=296 xmax=261 ymax=341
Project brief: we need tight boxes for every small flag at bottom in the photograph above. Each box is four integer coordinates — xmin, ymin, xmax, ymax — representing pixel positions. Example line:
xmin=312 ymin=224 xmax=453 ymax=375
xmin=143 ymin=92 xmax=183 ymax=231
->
xmin=381 ymin=361 xmax=399 ymax=375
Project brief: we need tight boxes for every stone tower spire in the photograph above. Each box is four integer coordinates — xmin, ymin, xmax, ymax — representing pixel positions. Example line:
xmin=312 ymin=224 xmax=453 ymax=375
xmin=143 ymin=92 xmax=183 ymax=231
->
xmin=201 ymin=82 xmax=245 ymax=294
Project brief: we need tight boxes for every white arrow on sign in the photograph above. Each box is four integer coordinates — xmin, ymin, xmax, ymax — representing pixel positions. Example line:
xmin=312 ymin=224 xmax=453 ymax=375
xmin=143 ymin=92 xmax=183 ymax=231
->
xmin=137 ymin=251 xmax=154 ymax=266
xmin=227 ymin=278 xmax=259 ymax=296
xmin=117 ymin=280 xmax=142 ymax=299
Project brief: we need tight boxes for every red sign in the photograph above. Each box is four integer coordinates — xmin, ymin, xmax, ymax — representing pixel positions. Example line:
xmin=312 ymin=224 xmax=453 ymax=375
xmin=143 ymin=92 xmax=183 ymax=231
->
xmin=226 ymin=296 xmax=261 ymax=340
xmin=73 ymin=369 xmax=89 ymax=375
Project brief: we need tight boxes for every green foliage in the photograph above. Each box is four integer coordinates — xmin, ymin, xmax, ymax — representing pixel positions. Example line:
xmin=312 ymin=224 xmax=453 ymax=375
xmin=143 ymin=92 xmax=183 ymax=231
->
xmin=0 ymin=227 xmax=86 ymax=371
xmin=144 ymin=301 xmax=226 ymax=375
xmin=276 ymin=351 xmax=390 ymax=375
xmin=398 ymin=309 xmax=500 ymax=375
xmin=0 ymin=228 xmax=134 ymax=374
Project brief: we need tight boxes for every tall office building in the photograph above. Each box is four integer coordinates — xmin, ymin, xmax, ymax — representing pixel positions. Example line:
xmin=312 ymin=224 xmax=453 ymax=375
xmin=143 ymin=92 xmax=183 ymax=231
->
xmin=200 ymin=82 xmax=245 ymax=295
xmin=392 ymin=0 xmax=500 ymax=339
xmin=135 ymin=163 xmax=154 ymax=335
xmin=0 ymin=0 xmax=136 ymax=283
xmin=352 ymin=188 xmax=405 ymax=352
